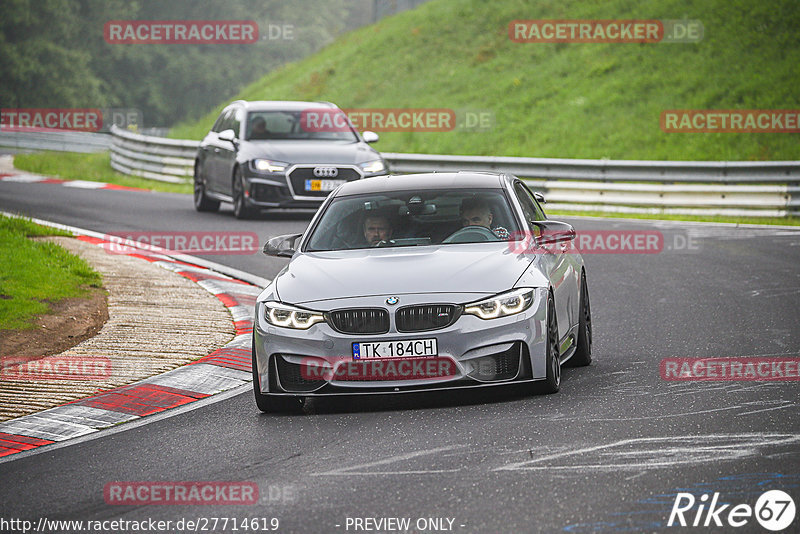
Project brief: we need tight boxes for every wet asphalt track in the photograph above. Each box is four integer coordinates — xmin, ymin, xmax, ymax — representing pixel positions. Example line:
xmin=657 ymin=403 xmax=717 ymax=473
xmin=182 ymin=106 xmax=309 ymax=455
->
xmin=1 ymin=181 xmax=799 ymax=533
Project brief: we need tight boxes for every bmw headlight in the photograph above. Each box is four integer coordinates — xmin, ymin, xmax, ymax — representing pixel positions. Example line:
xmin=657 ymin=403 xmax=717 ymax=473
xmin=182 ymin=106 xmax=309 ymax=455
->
xmin=359 ymin=159 xmax=387 ymax=174
xmin=253 ymin=159 xmax=288 ymax=173
xmin=463 ymin=288 xmax=535 ymax=320
xmin=263 ymin=301 xmax=325 ymax=329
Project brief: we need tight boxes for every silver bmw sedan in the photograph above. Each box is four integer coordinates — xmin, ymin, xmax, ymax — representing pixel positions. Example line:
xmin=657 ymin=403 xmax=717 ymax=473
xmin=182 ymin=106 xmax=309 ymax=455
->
xmin=253 ymin=172 xmax=591 ymax=412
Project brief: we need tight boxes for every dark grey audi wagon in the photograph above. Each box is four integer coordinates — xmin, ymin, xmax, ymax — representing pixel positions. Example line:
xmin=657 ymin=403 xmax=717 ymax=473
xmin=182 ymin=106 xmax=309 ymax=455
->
xmin=194 ymin=100 xmax=388 ymax=218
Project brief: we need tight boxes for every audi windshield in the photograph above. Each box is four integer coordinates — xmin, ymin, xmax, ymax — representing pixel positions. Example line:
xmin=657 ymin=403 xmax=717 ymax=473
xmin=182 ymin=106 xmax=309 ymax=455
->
xmin=245 ymin=110 xmax=358 ymax=142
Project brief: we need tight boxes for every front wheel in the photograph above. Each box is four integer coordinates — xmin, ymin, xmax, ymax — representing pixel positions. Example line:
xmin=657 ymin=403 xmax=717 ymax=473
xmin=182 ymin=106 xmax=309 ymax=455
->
xmin=567 ymin=271 xmax=592 ymax=367
xmin=194 ymin=162 xmax=220 ymax=212
xmin=233 ymin=167 xmax=256 ymax=219
xmin=535 ymin=293 xmax=561 ymax=394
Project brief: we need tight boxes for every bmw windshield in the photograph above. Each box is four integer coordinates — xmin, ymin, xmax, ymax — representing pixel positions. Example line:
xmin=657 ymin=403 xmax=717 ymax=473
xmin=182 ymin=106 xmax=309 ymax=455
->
xmin=305 ymin=189 xmax=522 ymax=251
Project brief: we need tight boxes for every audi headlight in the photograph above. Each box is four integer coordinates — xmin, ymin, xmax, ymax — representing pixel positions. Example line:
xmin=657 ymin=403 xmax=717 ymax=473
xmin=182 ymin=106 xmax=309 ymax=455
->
xmin=359 ymin=159 xmax=387 ymax=174
xmin=263 ymin=301 xmax=325 ymax=329
xmin=253 ymin=159 xmax=288 ymax=173
xmin=463 ymin=288 xmax=535 ymax=320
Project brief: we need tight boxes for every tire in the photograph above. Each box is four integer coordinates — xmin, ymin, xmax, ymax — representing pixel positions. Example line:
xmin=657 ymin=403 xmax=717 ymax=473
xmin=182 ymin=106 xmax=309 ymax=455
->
xmin=233 ymin=167 xmax=256 ymax=219
xmin=193 ymin=162 xmax=220 ymax=212
xmin=536 ymin=293 xmax=561 ymax=394
xmin=251 ymin=336 xmax=303 ymax=413
xmin=568 ymin=271 xmax=592 ymax=367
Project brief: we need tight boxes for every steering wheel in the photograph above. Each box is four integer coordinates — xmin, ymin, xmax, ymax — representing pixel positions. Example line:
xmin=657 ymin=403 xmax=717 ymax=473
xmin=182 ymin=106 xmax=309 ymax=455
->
xmin=442 ymin=225 xmax=499 ymax=244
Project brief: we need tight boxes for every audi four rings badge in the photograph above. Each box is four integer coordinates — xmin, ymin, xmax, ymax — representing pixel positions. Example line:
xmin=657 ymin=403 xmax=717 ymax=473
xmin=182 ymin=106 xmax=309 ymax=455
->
xmin=313 ymin=166 xmax=338 ymax=178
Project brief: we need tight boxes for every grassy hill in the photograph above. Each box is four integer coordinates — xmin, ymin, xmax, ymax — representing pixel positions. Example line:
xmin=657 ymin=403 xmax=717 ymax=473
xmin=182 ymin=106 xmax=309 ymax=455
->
xmin=170 ymin=0 xmax=800 ymax=161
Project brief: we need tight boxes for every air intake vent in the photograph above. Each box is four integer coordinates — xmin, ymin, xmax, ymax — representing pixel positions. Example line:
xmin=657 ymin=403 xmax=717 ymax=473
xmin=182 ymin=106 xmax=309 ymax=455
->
xmin=396 ymin=305 xmax=459 ymax=332
xmin=328 ymin=308 xmax=389 ymax=334
xmin=273 ymin=355 xmax=325 ymax=393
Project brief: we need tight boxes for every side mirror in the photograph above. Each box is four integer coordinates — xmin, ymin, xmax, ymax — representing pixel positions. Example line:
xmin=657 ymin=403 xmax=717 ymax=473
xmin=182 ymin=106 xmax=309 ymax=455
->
xmin=263 ymin=233 xmax=302 ymax=258
xmin=218 ymin=129 xmax=236 ymax=144
xmin=533 ymin=192 xmax=546 ymax=204
xmin=532 ymin=220 xmax=575 ymax=244
xmin=362 ymin=131 xmax=379 ymax=143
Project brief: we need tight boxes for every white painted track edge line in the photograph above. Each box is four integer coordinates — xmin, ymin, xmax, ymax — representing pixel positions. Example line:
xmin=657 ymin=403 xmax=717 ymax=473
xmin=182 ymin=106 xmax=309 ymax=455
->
xmin=0 ymin=212 xmax=266 ymax=462
xmin=0 ymin=383 xmax=252 ymax=464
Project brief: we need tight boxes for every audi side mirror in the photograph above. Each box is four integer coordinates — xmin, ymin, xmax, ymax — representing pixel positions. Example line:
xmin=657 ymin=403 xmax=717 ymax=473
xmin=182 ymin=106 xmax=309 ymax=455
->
xmin=218 ymin=129 xmax=236 ymax=143
xmin=362 ymin=131 xmax=379 ymax=143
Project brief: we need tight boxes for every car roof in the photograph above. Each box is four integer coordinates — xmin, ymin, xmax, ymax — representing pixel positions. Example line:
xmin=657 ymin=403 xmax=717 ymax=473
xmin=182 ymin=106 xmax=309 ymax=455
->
xmin=230 ymin=100 xmax=338 ymax=112
xmin=335 ymin=172 xmax=510 ymax=196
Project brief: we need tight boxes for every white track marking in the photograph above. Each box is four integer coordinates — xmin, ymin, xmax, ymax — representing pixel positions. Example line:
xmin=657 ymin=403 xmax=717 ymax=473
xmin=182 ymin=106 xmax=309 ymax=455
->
xmin=494 ymin=433 xmax=800 ymax=472
xmin=313 ymin=445 xmax=465 ymax=476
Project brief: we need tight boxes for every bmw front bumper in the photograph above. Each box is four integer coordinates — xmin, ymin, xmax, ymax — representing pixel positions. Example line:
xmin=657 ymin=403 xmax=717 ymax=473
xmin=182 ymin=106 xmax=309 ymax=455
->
xmin=253 ymin=289 xmax=550 ymax=396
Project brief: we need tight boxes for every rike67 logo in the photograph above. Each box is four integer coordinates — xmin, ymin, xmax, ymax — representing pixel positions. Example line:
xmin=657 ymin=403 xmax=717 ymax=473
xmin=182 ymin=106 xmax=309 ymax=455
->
xmin=668 ymin=490 xmax=795 ymax=531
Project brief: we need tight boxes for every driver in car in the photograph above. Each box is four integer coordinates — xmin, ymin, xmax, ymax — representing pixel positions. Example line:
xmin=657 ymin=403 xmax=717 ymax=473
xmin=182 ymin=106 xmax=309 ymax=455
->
xmin=363 ymin=214 xmax=394 ymax=246
xmin=249 ymin=117 xmax=270 ymax=139
xmin=460 ymin=197 xmax=510 ymax=239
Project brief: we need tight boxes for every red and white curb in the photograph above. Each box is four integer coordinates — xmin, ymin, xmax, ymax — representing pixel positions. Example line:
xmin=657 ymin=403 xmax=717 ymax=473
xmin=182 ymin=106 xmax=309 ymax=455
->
xmin=0 ymin=222 xmax=264 ymax=458
xmin=0 ymin=171 xmax=148 ymax=192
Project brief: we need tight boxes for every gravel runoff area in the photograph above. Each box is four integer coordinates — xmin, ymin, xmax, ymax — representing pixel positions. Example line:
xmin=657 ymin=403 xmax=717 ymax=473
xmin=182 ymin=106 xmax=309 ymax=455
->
xmin=0 ymin=236 xmax=235 ymax=421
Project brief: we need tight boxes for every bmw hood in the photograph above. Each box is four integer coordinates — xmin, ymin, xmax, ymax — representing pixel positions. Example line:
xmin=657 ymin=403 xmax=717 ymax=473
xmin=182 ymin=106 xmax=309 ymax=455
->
xmin=275 ymin=244 xmax=533 ymax=305
xmin=244 ymin=140 xmax=380 ymax=165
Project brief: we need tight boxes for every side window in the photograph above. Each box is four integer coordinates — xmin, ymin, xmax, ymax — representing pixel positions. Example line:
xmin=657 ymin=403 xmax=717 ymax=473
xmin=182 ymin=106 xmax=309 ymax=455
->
xmin=212 ymin=109 xmax=231 ymax=133
xmin=231 ymin=108 xmax=244 ymax=138
xmin=514 ymin=182 xmax=544 ymax=223
xmin=522 ymin=183 xmax=547 ymax=220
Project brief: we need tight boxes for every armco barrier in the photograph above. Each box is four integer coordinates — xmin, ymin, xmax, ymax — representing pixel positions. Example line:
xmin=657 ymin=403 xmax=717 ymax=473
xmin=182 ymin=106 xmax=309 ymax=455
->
xmin=99 ymin=127 xmax=797 ymax=216
xmin=0 ymin=130 xmax=112 ymax=153
xmin=110 ymin=126 xmax=197 ymax=184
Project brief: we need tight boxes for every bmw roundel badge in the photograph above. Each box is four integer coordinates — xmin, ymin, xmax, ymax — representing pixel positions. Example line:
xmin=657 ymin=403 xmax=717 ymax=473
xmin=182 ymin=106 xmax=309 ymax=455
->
xmin=386 ymin=296 xmax=399 ymax=305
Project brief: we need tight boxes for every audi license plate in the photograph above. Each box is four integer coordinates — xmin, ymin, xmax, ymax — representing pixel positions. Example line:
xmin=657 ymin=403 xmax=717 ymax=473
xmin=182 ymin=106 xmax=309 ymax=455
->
xmin=305 ymin=179 xmax=345 ymax=192
xmin=353 ymin=339 xmax=438 ymax=360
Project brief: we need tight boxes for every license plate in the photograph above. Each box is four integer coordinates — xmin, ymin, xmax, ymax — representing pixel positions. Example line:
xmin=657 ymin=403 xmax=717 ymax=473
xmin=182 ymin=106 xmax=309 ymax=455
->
xmin=353 ymin=339 xmax=438 ymax=360
xmin=305 ymin=179 xmax=345 ymax=192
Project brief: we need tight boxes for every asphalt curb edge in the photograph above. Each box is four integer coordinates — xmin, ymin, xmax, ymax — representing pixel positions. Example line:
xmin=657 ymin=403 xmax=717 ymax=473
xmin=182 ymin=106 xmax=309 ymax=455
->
xmin=0 ymin=212 xmax=267 ymax=459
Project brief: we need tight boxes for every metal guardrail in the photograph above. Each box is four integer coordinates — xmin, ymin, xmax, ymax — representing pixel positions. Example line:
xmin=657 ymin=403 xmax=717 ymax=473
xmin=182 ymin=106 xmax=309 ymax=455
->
xmin=109 ymin=126 xmax=197 ymax=183
xmin=382 ymin=153 xmax=800 ymax=184
xmin=0 ymin=130 xmax=112 ymax=153
xmin=104 ymin=126 xmax=799 ymax=216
